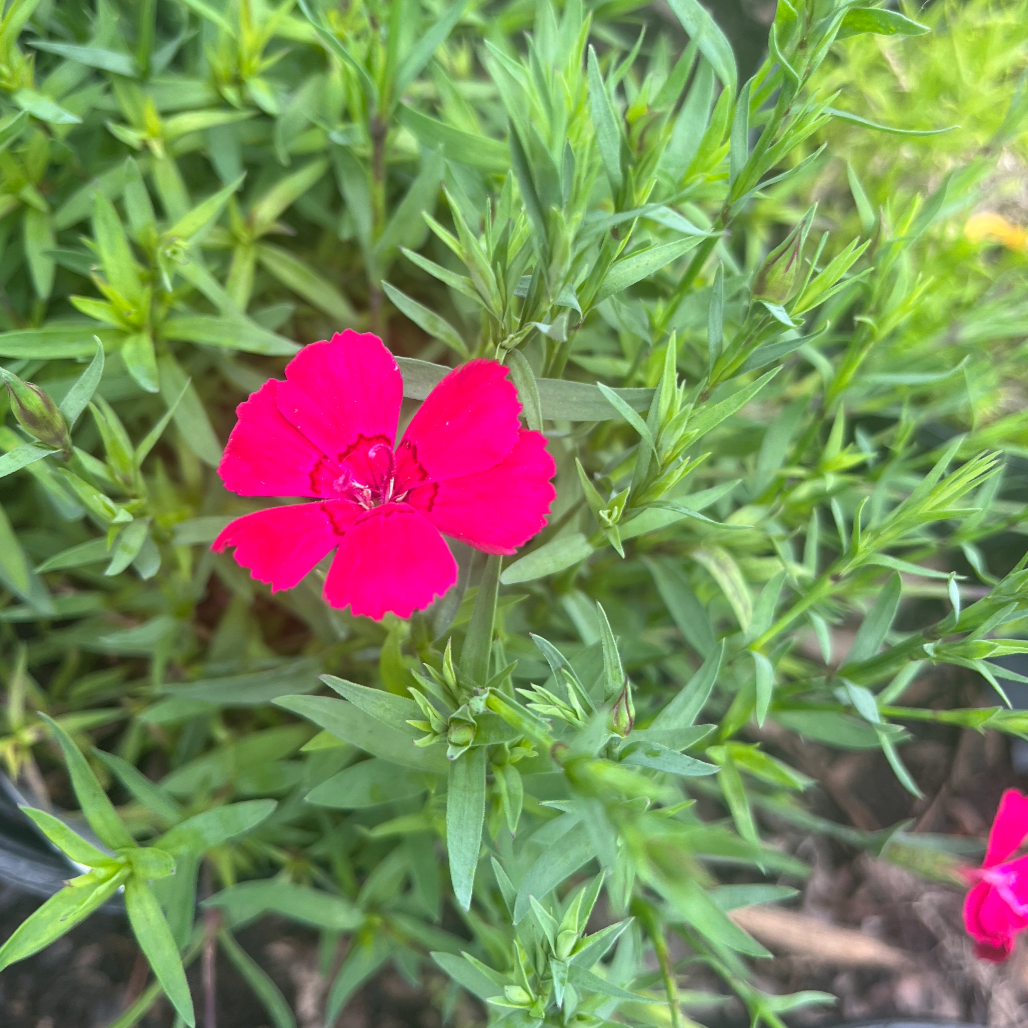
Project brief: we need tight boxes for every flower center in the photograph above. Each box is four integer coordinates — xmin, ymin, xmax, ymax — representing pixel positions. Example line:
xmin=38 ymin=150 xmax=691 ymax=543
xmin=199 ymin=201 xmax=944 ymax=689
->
xmin=333 ymin=443 xmax=409 ymax=510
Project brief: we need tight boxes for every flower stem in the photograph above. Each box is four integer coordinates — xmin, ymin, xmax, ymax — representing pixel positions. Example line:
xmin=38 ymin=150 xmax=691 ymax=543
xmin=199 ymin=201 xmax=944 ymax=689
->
xmin=632 ymin=897 xmax=683 ymax=1028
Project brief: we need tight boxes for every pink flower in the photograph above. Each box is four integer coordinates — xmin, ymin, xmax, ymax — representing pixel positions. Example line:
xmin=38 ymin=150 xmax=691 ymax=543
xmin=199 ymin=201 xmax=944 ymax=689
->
xmin=212 ymin=331 xmax=556 ymax=620
xmin=963 ymin=788 xmax=1028 ymax=962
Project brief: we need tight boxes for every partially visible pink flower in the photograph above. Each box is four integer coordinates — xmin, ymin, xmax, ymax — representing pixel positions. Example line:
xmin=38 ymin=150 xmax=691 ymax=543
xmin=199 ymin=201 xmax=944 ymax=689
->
xmin=213 ymin=331 xmax=556 ymax=620
xmin=963 ymin=789 xmax=1028 ymax=962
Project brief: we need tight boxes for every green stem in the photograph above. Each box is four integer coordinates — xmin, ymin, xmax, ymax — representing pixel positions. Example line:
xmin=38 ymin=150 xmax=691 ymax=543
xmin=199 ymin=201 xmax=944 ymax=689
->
xmin=632 ymin=898 xmax=683 ymax=1028
xmin=751 ymin=571 xmax=836 ymax=652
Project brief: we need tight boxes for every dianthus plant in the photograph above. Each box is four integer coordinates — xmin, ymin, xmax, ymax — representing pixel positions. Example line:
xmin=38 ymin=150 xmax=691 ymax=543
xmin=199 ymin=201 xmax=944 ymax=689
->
xmin=1 ymin=1 xmax=1028 ymax=1027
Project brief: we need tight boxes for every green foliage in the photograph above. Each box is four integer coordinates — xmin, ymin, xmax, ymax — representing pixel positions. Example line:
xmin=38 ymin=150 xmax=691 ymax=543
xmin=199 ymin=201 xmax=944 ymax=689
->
xmin=1 ymin=0 xmax=1028 ymax=1026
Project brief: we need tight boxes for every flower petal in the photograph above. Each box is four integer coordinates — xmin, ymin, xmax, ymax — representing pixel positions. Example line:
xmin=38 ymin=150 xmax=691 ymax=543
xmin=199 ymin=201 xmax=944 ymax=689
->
xmin=275 ymin=331 xmax=403 ymax=461
xmin=212 ymin=501 xmax=359 ymax=591
xmin=974 ymin=937 xmax=1014 ymax=962
xmin=978 ymin=882 xmax=1028 ymax=939
xmin=964 ymin=881 xmax=998 ymax=943
xmin=396 ymin=359 xmax=521 ymax=486
xmin=220 ymin=380 xmax=335 ymax=498
xmin=985 ymin=789 xmax=1028 ymax=867
xmin=323 ymin=503 xmax=457 ymax=620
xmin=407 ymin=430 xmax=556 ymax=554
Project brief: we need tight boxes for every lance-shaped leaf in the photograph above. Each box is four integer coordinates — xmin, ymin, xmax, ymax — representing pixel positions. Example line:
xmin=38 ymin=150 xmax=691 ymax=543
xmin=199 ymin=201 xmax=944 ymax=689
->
xmin=125 ymin=877 xmax=195 ymax=1026
xmin=447 ymin=746 xmax=487 ymax=911
xmin=37 ymin=714 xmax=135 ymax=851
xmin=0 ymin=866 xmax=130 ymax=972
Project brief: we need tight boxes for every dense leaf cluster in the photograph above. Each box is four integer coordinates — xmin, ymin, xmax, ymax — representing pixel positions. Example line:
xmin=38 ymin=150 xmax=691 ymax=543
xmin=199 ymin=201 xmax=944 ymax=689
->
xmin=1 ymin=0 xmax=1027 ymax=1026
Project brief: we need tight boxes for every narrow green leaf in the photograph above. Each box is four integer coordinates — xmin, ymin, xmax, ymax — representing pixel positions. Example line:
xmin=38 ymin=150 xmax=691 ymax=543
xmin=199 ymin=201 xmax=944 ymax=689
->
xmin=447 ymin=747 xmax=486 ymax=911
xmin=274 ymin=695 xmax=447 ymax=772
xmin=596 ymin=602 xmax=624 ymax=700
xmin=157 ymin=801 xmax=276 ymax=856
xmin=846 ymin=161 xmax=876 ymax=236
xmin=383 ymin=283 xmax=467 ymax=357
xmin=166 ymin=173 xmax=245 ymax=241
xmin=596 ymin=236 xmax=704 ymax=302
xmin=693 ymin=546 xmax=752 ymax=631
xmin=707 ymin=261 xmax=724 ymax=372
xmin=93 ymin=750 xmax=183 ymax=824
xmin=665 ymin=0 xmax=737 ymax=94
xmin=218 ymin=930 xmax=296 ymax=1028
xmin=621 ymin=742 xmax=718 ymax=777
xmin=394 ymin=0 xmax=468 ymax=99
xmin=508 ymin=127 xmax=548 ymax=257
xmin=838 ymin=7 xmax=929 ymax=38
xmin=0 ymin=868 xmax=129 ymax=972
xmin=20 ymin=807 xmax=112 ymax=867
xmin=0 ymin=443 xmax=52 ymax=479
xmin=36 ymin=537 xmax=109 ymax=572
xmin=59 ymin=342 xmax=105 ymax=428
xmin=13 ymin=88 xmax=81 ymax=125
xmin=431 ymin=952 xmax=503 ymax=1000
xmin=162 ymin=315 xmax=297 ymax=356
xmin=257 ymin=244 xmax=358 ymax=325
xmin=320 ymin=675 xmax=420 ymax=728
xmin=28 ymin=39 xmax=138 ymax=75
xmin=751 ymin=651 xmax=774 ymax=726
xmin=307 ymin=758 xmax=429 ymax=809
xmin=125 ymin=878 xmax=195 ymax=1026
xmin=37 ymin=713 xmax=135 ymax=850
xmin=93 ymin=193 xmax=142 ymax=301
xmin=121 ymin=332 xmax=159 ymax=393
xmin=296 ymin=0 xmax=379 ymax=108
xmin=106 ymin=518 xmax=150 ymax=577
xmin=181 ymin=0 xmax=236 ymax=34
xmin=395 ymin=356 xmax=653 ymax=420
xmin=396 ymin=106 xmax=509 ymax=172
xmin=587 ymin=46 xmax=623 ymax=192
xmin=661 ymin=57 xmax=714 ymax=181
xmin=651 ymin=638 xmax=723 ymax=729
xmin=728 ymin=78 xmax=751 ymax=189
xmin=827 ymin=107 xmax=956 ymax=136
xmin=24 ymin=207 xmax=55 ymax=300
xmin=843 ymin=572 xmax=902 ymax=668
xmin=688 ymin=367 xmax=779 ymax=440
xmin=157 ymin=353 xmax=223 ymax=467
xmin=373 ymin=148 xmax=445 ymax=268
xmin=500 ymin=532 xmax=592 ymax=584
xmin=506 ymin=349 xmax=543 ymax=431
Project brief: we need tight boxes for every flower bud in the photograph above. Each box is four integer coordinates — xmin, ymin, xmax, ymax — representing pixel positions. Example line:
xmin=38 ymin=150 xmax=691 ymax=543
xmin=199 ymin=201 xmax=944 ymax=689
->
xmin=503 ymin=986 xmax=531 ymax=1005
xmin=4 ymin=374 xmax=70 ymax=451
xmin=609 ymin=680 xmax=635 ymax=737
xmin=448 ymin=720 xmax=476 ymax=748
xmin=752 ymin=225 xmax=805 ymax=304
xmin=555 ymin=929 xmax=578 ymax=960
xmin=446 ymin=714 xmax=477 ymax=758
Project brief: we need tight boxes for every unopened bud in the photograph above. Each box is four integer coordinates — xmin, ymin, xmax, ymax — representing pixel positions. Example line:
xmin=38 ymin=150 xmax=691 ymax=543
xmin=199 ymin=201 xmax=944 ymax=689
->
xmin=504 ymin=986 xmax=531 ymax=1005
xmin=555 ymin=929 xmax=578 ymax=960
xmin=4 ymin=374 xmax=69 ymax=451
xmin=446 ymin=715 xmax=477 ymax=760
xmin=609 ymin=680 xmax=635 ymax=737
xmin=448 ymin=721 xmax=476 ymax=747
xmin=752 ymin=225 xmax=805 ymax=304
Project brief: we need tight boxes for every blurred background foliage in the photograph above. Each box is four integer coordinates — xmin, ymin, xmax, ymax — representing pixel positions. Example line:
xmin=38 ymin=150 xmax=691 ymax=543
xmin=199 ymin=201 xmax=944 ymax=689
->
xmin=0 ymin=0 xmax=1027 ymax=1026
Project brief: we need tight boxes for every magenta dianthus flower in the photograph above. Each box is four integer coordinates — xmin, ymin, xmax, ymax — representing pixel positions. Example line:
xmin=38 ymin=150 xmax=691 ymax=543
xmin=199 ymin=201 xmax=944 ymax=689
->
xmin=964 ymin=788 xmax=1028 ymax=962
xmin=213 ymin=331 xmax=556 ymax=620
